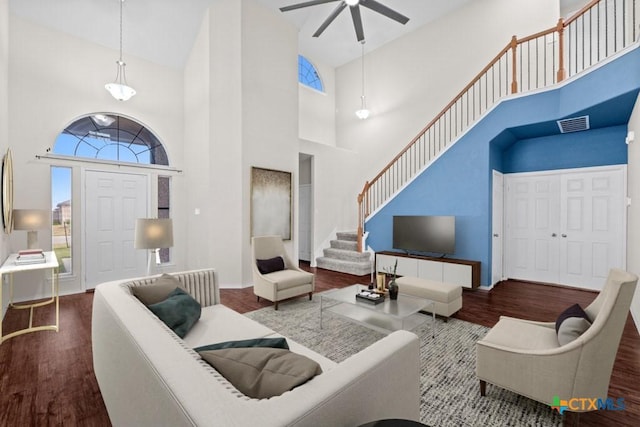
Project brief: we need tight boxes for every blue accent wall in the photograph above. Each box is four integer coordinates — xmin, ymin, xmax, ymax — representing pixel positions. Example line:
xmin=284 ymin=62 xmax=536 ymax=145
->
xmin=503 ymin=126 xmax=628 ymax=173
xmin=366 ymin=46 xmax=640 ymax=286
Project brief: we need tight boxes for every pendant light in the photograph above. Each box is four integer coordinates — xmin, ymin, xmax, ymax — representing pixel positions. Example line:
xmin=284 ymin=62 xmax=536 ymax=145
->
xmin=355 ymin=40 xmax=370 ymax=120
xmin=105 ymin=0 xmax=136 ymax=101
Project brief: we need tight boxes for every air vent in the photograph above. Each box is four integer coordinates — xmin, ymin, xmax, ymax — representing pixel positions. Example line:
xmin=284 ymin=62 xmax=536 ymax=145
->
xmin=557 ymin=116 xmax=590 ymax=133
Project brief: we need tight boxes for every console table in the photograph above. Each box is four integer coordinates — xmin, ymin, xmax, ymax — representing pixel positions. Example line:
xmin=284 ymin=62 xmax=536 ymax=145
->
xmin=375 ymin=251 xmax=480 ymax=289
xmin=0 ymin=251 xmax=60 ymax=343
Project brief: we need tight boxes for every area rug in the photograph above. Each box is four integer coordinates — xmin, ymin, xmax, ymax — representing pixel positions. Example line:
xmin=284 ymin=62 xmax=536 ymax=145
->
xmin=245 ymin=296 xmax=562 ymax=427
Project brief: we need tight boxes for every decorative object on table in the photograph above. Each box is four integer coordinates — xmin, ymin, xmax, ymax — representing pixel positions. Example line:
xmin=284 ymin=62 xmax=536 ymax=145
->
xmin=15 ymin=248 xmax=46 ymax=265
xmin=376 ymin=272 xmax=386 ymax=292
xmin=13 ymin=209 xmax=50 ymax=249
xmin=356 ymin=289 xmax=385 ymax=305
xmin=134 ymin=218 xmax=174 ymax=276
xmin=250 ymin=167 xmax=292 ymax=240
xmin=384 ymin=259 xmax=399 ymax=300
xmin=1 ymin=148 xmax=13 ymax=234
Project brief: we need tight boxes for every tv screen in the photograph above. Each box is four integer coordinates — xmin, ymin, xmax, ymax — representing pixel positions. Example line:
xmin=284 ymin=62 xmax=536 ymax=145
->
xmin=393 ymin=215 xmax=455 ymax=255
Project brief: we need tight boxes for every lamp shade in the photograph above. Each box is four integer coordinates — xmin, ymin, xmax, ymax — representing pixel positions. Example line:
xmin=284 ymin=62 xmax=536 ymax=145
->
xmin=13 ymin=209 xmax=49 ymax=231
xmin=134 ymin=218 xmax=173 ymax=249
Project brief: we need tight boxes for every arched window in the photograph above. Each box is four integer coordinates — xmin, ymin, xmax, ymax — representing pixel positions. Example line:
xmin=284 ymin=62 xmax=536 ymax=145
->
xmin=53 ymin=114 xmax=168 ymax=165
xmin=298 ymin=55 xmax=324 ymax=92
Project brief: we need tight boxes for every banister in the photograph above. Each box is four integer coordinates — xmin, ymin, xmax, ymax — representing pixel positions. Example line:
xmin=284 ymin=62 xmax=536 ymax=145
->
xmin=356 ymin=0 xmax=636 ymax=252
xmin=564 ymin=0 xmax=602 ymax=26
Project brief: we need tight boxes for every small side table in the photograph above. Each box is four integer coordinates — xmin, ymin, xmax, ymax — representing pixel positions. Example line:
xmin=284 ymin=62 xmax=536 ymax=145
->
xmin=0 ymin=251 xmax=60 ymax=343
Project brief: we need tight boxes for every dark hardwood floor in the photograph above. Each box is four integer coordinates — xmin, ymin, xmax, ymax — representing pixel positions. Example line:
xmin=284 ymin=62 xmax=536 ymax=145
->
xmin=1 ymin=263 xmax=638 ymax=426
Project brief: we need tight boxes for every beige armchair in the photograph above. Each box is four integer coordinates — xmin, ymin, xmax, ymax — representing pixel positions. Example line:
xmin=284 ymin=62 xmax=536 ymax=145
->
xmin=476 ymin=268 xmax=638 ymax=414
xmin=251 ymin=235 xmax=314 ymax=310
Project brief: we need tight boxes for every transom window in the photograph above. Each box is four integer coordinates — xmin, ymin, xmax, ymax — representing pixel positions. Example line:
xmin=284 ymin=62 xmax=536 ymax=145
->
xmin=298 ymin=55 xmax=324 ymax=92
xmin=53 ymin=114 xmax=168 ymax=165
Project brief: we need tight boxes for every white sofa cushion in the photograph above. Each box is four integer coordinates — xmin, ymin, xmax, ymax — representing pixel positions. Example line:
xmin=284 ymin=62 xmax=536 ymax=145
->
xmin=183 ymin=305 xmax=275 ymax=348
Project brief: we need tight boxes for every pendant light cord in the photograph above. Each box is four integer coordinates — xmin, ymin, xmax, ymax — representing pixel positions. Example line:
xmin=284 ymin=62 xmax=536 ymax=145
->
xmin=360 ymin=41 xmax=365 ymax=99
xmin=119 ymin=0 xmax=124 ymax=63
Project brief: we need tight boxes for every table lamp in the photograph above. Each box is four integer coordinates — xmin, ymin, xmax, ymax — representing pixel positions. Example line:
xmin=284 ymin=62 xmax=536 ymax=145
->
xmin=134 ymin=218 xmax=173 ymax=276
xmin=13 ymin=209 xmax=50 ymax=249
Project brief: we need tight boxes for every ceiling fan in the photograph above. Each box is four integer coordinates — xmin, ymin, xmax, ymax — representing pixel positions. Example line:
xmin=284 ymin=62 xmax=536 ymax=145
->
xmin=280 ymin=0 xmax=409 ymax=42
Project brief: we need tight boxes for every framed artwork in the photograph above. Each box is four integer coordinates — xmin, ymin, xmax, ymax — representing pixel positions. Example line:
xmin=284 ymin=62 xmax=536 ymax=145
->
xmin=1 ymin=148 xmax=13 ymax=234
xmin=251 ymin=167 xmax=292 ymax=240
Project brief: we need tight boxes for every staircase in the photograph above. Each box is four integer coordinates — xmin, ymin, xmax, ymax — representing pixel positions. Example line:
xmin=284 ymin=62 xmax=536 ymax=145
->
xmin=316 ymin=232 xmax=372 ymax=276
xmin=356 ymin=0 xmax=639 ymax=252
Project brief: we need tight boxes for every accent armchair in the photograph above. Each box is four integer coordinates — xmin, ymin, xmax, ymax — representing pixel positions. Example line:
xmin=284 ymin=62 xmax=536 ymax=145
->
xmin=476 ymin=268 xmax=638 ymax=413
xmin=251 ymin=235 xmax=315 ymax=310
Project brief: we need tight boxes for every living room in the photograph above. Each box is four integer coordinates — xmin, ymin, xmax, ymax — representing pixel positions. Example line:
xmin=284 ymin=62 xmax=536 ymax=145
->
xmin=1 ymin=0 xmax=640 ymax=425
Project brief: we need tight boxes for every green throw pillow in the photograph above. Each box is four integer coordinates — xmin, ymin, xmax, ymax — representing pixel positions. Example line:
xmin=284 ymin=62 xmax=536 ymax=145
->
xmin=198 ymin=347 xmax=322 ymax=399
xmin=194 ymin=337 xmax=289 ymax=352
xmin=147 ymin=287 xmax=201 ymax=338
xmin=132 ymin=273 xmax=181 ymax=305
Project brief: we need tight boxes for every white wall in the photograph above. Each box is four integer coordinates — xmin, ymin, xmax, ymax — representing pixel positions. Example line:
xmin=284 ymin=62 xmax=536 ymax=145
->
xmin=0 ymin=0 xmax=9 ymax=313
xmin=299 ymin=57 xmax=336 ymax=146
xmin=335 ymin=0 xmax=559 ymax=187
xmin=7 ymin=15 xmax=185 ymax=301
xmin=299 ymin=139 xmax=360 ymax=262
xmin=627 ymin=93 xmax=640 ymax=331
xmin=184 ymin=0 xmax=298 ymax=287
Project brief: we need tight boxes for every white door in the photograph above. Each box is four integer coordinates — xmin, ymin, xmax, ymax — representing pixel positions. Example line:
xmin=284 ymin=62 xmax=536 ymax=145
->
xmin=491 ymin=170 xmax=504 ymax=285
xmin=84 ymin=171 xmax=148 ymax=289
xmin=559 ymin=169 xmax=625 ymax=289
xmin=298 ymin=184 xmax=312 ymax=261
xmin=505 ymin=173 xmax=560 ymax=283
xmin=505 ymin=166 xmax=626 ymax=290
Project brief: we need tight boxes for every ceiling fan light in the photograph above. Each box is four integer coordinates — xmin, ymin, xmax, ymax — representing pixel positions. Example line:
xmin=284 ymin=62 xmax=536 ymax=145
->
xmin=345 ymin=0 xmax=360 ymax=6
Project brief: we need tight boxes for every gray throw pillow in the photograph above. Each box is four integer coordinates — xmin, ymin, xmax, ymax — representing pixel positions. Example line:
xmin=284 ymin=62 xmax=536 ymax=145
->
xmin=198 ymin=347 xmax=322 ymax=399
xmin=194 ymin=337 xmax=289 ymax=352
xmin=132 ymin=273 xmax=181 ymax=305
xmin=147 ymin=287 xmax=201 ymax=338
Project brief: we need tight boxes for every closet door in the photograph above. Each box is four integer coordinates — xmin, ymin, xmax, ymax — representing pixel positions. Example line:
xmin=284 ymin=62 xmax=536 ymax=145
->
xmin=504 ymin=166 xmax=626 ymax=290
xmin=505 ymin=174 xmax=560 ymax=283
xmin=559 ymin=168 xmax=626 ymax=289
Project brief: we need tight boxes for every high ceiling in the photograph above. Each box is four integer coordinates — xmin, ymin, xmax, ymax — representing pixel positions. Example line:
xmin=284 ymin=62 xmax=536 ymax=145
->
xmin=9 ymin=1 xmax=585 ymax=69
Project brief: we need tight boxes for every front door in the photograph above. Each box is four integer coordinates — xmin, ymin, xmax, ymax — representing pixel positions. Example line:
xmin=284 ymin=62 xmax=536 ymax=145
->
xmin=84 ymin=170 xmax=148 ymax=289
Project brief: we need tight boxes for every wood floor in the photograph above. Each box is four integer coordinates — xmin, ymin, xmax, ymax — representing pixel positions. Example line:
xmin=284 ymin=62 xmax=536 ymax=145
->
xmin=1 ymin=264 xmax=638 ymax=426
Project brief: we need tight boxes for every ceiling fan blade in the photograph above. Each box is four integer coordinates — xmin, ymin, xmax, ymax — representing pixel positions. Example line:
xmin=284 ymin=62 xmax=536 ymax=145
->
xmin=360 ymin=0 xmax=409 ymax=25
xmin=312 ymin=2 xmax=347 ymax=38
xmin=350 ymin=6 xmax=365 ymax=42
xmin=280 ymin=0 xmax=340 ymax=13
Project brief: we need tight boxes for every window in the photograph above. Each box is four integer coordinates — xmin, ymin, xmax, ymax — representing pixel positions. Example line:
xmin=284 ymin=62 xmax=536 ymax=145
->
xmin=51 ymin=167 xmax=72 ymax=274
xmin=158 ymin=176 xmax=171 ymax=264
xmin=53 ymin=114 xmax=168 ymax=165
xmin=298 ymin=55 xmax=324 ymax=92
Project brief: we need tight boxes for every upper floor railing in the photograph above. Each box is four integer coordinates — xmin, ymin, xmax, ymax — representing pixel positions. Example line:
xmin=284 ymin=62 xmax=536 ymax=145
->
xmin=357 ymin=0 xmax=639 ymax=251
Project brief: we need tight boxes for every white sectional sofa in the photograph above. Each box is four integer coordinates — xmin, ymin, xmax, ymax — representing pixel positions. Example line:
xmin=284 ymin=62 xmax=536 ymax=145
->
xmin=92 ymin=269 xmax=421 ymax=426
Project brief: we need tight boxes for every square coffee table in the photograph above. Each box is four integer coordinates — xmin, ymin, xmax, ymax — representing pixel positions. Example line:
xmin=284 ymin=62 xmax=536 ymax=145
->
xmin=320 ymin=284 xmax=435 ymax=336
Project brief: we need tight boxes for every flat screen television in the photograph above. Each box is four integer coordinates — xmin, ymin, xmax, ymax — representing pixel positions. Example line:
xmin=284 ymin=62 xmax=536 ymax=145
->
xmin=393 ymin=215 xmax=455 ymax=255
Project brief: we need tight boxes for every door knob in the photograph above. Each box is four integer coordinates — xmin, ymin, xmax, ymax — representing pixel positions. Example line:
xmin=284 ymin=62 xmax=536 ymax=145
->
xmin=562 ymin=234 xmax=567 ymax=238
xmin=551 ymin=233 xmax=557 ymax=237
xmin=493 ymin=233 xmax=499 ymax=237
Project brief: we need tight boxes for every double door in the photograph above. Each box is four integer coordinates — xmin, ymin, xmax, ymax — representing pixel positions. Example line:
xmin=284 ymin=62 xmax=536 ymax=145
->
xmin=504 ymin=166 xmax=625 ymax=290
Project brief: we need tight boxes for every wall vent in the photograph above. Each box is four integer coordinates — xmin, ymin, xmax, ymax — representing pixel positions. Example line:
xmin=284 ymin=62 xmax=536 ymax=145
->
xmin=557 ymin=115 xmax=590 ymax=133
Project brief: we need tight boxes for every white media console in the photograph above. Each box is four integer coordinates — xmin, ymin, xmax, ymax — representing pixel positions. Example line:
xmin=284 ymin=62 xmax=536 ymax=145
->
xmin=375 ymin=251 xmax=481 ymax=289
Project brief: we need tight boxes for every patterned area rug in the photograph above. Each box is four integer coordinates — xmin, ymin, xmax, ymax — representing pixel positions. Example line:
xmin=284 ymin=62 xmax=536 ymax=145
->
xmin=245 ymin=296 xmax=562 ymax=427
